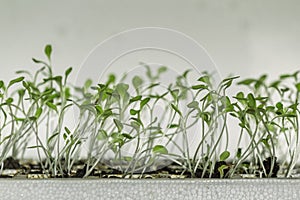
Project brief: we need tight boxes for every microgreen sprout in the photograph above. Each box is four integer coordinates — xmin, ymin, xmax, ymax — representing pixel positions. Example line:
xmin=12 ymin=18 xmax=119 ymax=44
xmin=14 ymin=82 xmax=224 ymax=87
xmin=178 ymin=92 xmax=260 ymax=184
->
xmin=1 ymin=45 xmax=300 ymax=179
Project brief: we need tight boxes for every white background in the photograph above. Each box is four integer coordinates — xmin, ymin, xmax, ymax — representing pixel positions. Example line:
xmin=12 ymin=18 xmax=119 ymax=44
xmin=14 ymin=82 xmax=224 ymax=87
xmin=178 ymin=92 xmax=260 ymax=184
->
xmin=1 ymin=0 xmax=299 ymax=82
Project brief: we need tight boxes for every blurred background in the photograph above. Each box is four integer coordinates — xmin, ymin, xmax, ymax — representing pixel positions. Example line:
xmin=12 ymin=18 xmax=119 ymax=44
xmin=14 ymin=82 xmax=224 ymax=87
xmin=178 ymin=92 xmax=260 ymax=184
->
xmin=1 ymin=0 xmax=300 ymax=161
xmin=1 ymin=0 xmax=300 ymax=82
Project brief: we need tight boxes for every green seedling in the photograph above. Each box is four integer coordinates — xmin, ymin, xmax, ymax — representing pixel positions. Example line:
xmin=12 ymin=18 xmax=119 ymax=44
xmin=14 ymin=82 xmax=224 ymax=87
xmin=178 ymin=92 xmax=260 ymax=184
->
xmin=1 ymin=45 xmax=300 ymax=179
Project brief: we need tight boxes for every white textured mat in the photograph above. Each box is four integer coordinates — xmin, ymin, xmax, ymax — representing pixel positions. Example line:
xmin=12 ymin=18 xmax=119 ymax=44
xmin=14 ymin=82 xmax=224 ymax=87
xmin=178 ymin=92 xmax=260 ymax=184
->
xmin=0 ymin=179 xmax=299 ymax=200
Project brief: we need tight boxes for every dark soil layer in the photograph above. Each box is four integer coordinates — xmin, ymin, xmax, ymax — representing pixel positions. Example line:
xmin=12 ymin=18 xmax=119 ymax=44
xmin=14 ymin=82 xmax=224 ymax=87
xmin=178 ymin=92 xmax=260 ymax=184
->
xmin=0 ymin=157 xmax=280 ymax=179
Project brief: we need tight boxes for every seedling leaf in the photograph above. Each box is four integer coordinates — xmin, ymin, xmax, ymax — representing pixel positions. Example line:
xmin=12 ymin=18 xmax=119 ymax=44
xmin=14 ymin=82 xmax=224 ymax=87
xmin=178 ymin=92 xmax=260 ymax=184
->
xmin=276 ymin=102 xmax=283 ymax=110
xmin=247 ymin=93 xmax=256 ymax=108
xmin=8 ymin=77 xmax=24 ymax=88
xmin=101 ymin=109 xmax=113 ymax=119
xmin=130 ymin=109 xmax=139 ymax=115
xmin=45 ymin=44 xmax=52 ymax=60
xmin=129 ymin=95 xmax=142 ymax=104
xmin=182 ymin=69 xmax=191 ymax=78
xmin=236 ymin=148 xmax=242 ymax=159
xmin=64 ymin=67 xmax=72 ymax=83
xmin=35 ymin=107 xmax=43 ymax=119
xmin=130 ymin=121 xmax=140 ymax=131
xmin=64 ymin=127 xmax=71 ymax=135
xmin=296 ymin=83 xmax=300 ymax=92
xmin=168 ymin=124 xmax=179 ymax=128
xmin=0 ymin=80 xmax=4 ymax=89
xmin=32 ymin=58 xmax=47 ymax=64
xmin=47 ymin=132 xmax=59 ymax=145
xmin=97 ymin=130 xmax=108 ymax=140
xmin=95 ymin=105 xmax=103 ymax=115
xmin=5 ymin=97 xmax=13 ymax=104
xmin=132 ymin=76 xmax=143 ymax=90
xmin=158 ymin=66 xmax=167 ymax=74
xmin=84 ymin=79 xmax=93 ymax=90
xmin=152 ymin=145 xmax=168 ymax=154
xmin=191 ymin=84 xmax=208 ymax=90
xmin=237 ymin=78 xmax=256 ymax=85
xmin=106 ymin=74 xmax=116 ymax=86
xmin=220 ymin=150 xmax=230 ymax=161
xmin=197 ymin=75 xmax=210 ymax=84
xmin=122 ymin=133 xmax=133 ymax=139
xmin=46 ymin=102 xmax=58 ymax=112
xmin=113 ymin=119 xmax=123 ymax=132
xmin=187 ymin=101 xmax=199 ymax=109
xmin=171 ymin=103 xmax=182 ymax=116
xmin=218 ymin=165 xmax=229 ymax=178
xmin=140 ymin=97 xmax=150 ymax=109
xmin=254 ymin=74 xmax=267 ymax=89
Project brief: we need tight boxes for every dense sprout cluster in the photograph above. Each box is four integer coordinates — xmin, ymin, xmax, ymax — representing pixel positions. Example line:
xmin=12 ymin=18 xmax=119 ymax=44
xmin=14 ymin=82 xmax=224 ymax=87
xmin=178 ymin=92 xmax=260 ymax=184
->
xmin=0 ymin=45 xmax=299 ymax=178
